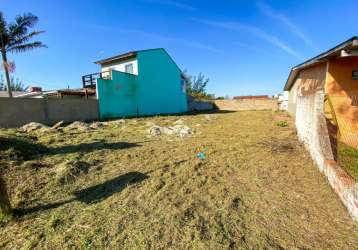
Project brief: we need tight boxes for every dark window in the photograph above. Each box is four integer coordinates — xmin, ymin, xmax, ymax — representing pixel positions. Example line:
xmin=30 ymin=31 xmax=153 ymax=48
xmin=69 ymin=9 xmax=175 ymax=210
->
xmin=125 ymin=63 xmax=134 ymax=74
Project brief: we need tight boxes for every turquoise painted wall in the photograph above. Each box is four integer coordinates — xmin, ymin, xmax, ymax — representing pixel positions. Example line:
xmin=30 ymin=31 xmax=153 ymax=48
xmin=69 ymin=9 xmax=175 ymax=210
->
xmin=97 ymin=49 xmax=188 ymax=119
xmin=136 ymin=49 xmax=187 ymax=115
xmin=97 ymin=71 xmax=138 ymax=118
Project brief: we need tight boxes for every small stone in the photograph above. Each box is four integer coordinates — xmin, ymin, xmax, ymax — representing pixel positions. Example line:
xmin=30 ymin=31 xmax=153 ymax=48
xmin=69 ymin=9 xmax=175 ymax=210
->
xmin=148 ymin=126 xmax=162 ymax=136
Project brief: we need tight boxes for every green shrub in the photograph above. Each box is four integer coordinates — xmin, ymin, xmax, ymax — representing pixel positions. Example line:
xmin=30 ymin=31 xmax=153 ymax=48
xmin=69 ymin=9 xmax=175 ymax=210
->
xmin=276 ymin=121 xmax=288 ymax=127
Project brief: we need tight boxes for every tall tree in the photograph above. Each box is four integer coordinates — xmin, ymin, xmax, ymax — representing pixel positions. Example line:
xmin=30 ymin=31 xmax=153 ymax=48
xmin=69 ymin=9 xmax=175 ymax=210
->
xmin=0 ymin=12 xmax=46 ymax=98
xmin=0 ymin=12 xmax=45 ymax=220
xmin=183 ymin=71 xmax=211 ymax=99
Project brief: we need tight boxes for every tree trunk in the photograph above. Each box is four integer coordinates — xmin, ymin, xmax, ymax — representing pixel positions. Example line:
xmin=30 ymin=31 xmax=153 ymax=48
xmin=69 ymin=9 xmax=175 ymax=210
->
xmin=0 ymin=171 xmax=12 ymax=218
xmin=1 ymin=50 xmax=12 ymax=98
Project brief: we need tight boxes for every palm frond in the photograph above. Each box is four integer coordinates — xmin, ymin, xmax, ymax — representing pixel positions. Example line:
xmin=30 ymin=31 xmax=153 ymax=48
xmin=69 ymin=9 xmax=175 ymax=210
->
xmin=7 ymin=41 xmax=47 ymax=53
xmin=8 ymin=13 xmax=38 ymax=39
xmin=7 ymin=30 xmax=45 ymax=48
xmin=0 ymin=12 xmax=9 ymax=47
xmin=0 ymin=12 xmax=8 ymax=34
xmin=15 ymin=13 xmax=38 ymax=29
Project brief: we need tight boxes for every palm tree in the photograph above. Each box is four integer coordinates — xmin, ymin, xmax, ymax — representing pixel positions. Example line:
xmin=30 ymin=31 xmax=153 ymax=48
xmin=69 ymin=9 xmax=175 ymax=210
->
xmin=0 ymin=12 xmax=46 ymax=98
xmin=0 ymin=12 xmax=46 ymax=220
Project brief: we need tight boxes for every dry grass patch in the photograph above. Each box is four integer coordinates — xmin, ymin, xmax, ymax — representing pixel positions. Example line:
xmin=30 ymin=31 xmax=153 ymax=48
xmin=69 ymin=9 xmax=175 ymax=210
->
xmin=0 ymin=111 xmax=357 ymax=249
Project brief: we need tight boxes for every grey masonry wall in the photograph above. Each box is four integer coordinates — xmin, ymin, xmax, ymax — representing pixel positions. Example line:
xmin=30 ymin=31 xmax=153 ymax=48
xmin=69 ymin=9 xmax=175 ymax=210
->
xmin=295 ymin=90 xmax=358 ymax=221
xmin=0 ymin=98 xmax=99 ymax=128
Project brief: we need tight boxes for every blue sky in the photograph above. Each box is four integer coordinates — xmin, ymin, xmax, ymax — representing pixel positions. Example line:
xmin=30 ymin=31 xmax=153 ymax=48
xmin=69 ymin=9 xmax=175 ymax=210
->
xmin=2 ymin=0 xmax=358 ymax=96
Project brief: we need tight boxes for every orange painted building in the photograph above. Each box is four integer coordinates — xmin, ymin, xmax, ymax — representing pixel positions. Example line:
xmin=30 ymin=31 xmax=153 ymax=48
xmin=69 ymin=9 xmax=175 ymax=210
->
xmin=284 ymin=37 xmax=358 ymax=148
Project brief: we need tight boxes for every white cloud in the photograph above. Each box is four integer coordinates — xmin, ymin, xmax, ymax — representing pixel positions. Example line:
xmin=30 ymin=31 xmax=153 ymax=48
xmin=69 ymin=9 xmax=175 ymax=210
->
xmin=200 ymin=20 xmax=302 ymax=59
xmin=257 ymin=1 xmax=315 ymax=49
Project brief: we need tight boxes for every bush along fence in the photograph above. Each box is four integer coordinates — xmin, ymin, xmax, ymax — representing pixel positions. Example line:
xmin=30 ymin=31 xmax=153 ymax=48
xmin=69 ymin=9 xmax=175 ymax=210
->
xmin=295 ymin=90 xmax=358 ymax=221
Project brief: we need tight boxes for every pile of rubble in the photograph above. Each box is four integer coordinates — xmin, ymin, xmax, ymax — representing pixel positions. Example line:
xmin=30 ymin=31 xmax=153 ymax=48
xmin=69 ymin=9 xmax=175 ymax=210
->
xmin=148 ymin=119 xmax=194 ymax=138
xmin=18 ymin=118 xmax=128 ymax=133
xmin=19 ymin=122 xmax=51 ymax=133
xmin=65 ymin=121 xmax=91 ymax=131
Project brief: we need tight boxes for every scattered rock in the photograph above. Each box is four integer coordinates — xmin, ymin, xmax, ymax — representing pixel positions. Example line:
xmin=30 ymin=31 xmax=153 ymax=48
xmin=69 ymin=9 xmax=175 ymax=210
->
xmin=19 ymin=122 xmax=50 ymax=133
xmin=148 ymin=125 xmax=163 ymax=136
xmin=171 ymin=125 xmax=193 ymax=137
xmin=148 ymin=124 xmax=194 ymax=138
xmin=66 ymin=121 xmax=91 ymax=131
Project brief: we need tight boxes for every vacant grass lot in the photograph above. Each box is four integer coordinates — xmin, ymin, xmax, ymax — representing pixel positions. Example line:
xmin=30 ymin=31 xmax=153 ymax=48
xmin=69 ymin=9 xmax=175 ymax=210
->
xmin=0 ymin=111 xmax=357 ymax=249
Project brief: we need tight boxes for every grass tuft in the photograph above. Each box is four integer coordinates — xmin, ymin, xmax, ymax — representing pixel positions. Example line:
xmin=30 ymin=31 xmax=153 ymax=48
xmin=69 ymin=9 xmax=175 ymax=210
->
xmin=276 ymin=121 xmax=289 ymax=127
xmin=338 ymin=142 xmax=358 ymax=181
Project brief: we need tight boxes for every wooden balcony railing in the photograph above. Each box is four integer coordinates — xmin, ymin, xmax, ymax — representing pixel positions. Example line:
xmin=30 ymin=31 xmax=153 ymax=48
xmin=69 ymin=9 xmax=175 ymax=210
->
xmin=82 ymin=70 xmax=111 ymax=88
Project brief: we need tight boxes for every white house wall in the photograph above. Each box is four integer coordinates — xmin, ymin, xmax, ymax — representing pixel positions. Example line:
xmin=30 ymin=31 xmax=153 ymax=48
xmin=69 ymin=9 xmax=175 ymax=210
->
xmin=101 ymin=58 xmax=138 ymax=75
xmin=287 ymin=79 xmax=300 ymax=116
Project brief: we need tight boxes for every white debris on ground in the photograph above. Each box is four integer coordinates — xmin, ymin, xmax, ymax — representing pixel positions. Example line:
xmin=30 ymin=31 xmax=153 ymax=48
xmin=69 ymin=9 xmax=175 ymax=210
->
xmin=89 ymin=121 xmax=105 ymax=129
xmin=148 ymin=119 xmax=194 ymax=138
xmin=19 ymin=122 xmax=50 ymax=132
xmin=51 ymin=121 xmax=64 ymax=130
xmin=148 ymin=125 xmax=162 ymax=136
xmin=173 ymin=119 xmax=185 ymax=125
xmin=65 ymin=121 xmax=91 ymax=131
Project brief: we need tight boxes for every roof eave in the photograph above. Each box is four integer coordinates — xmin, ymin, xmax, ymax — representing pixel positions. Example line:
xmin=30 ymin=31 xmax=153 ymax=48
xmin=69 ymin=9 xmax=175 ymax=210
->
xmin=284 ymin=36 xmax=358 ymax=91
xmin=94 ymin=52 xmax=137 ymax=65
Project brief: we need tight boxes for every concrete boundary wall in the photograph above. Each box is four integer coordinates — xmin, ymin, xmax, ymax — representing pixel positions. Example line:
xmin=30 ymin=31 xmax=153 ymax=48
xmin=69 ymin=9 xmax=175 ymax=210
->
xmin=295 ymin=91 xmax=358 ymax=221
xmin=0 ymin=98 xmax=99 ymax=128
xmin=215 ymin=99 xmax=278 ymax=111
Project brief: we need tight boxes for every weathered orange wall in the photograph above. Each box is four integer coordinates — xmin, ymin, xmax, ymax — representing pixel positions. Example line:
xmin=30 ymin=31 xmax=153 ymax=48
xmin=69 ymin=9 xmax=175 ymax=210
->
xmin=326 ymin=57 xmax=358 ymax=148
xmin=297 ymin=63 xmax=326 ymax=95
xmin=287 ymin=63 xmax=326 ymax=116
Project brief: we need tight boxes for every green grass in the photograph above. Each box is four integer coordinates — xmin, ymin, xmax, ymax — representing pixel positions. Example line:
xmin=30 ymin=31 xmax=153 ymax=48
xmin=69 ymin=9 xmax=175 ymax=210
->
xmin=0 ymin=212 xmax=12 ymax=224
xmin=338 ymin=142 xmax=358 ymax=181
xmin=0 ymin=111 xmax=357 ymax=249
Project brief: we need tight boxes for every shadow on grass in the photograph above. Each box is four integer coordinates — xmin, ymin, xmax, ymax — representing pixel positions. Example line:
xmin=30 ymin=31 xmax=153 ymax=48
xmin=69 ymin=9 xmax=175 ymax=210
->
xmin=15 ymin=171 xmax=148 ymax=216
xmin=100 ymin=109 xmax=237 ymax=122
xmin=50 ymin=141 xmax=140 ymax=155
xmin=0 ymin=136 xmax=48 ymax=160
xmin=0 ymin=136 xmax=140 ymax=160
